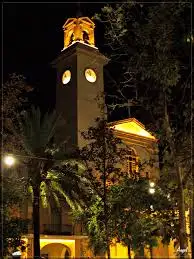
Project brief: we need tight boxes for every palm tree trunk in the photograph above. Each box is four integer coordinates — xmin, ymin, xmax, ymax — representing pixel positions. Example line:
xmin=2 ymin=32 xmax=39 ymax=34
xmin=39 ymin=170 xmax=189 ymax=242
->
xmin=33 ymin=184 xmax=40 ymax=259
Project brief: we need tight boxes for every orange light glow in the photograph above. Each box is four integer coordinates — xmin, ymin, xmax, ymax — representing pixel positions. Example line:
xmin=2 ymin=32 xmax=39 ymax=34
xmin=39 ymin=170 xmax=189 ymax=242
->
xmin=109 ymin=118 xmax=156 ymax=140
xmin=40 ymin=239 xmax=75 ymax=243
xmin=40 ymin=238 xmax=75 ymax=250
xmin=62 ymin=17 xmax=96 ymax=49
xmin=40 ymin=238 xmax=75 ymax=258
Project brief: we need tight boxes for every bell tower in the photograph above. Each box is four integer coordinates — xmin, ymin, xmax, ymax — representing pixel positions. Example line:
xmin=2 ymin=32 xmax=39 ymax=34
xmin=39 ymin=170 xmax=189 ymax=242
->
xmin=52 ymin=15 xmax=109 ymax=149
xmin=63 ymin=17 xmax=95 ymax=49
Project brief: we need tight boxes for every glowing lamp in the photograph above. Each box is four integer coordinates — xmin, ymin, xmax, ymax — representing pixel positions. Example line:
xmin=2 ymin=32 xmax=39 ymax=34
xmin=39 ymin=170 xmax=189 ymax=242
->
xmin=149 ymin=188 xmax=155 ymax=194
xmin=149 ymin=182 xmax=155 ymax=188
xmin=12 ymin=251 xmax=21 ymax=256
xmin=4 ymin=155 xmax=16 ymax=167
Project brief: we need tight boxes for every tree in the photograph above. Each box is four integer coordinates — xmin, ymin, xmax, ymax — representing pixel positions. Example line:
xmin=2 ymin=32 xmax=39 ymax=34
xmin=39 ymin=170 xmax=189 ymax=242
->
xmin=1 ymin=74 xmax=89 ymax=258
xmin=73 ymin=195 xmax=111 ymax=256
xmin=17 ymin=106 xmax=89 ymax=259
xmin=2 ymin=73 xmax=33 ymax=154
xmin=75 ymin=150 xmax=177 ymax=259
xmin=96 ymin=2 xmax=192 ymax=258
xmin=0 ymin=173 xmax=29 ymax=257
xmin=109 ymin=177 xmax=178 ymax=259
xmin=1 ymin=73 xmax=33 ymax=257
xmin=78 ymin=118 xmax=129 ymax=258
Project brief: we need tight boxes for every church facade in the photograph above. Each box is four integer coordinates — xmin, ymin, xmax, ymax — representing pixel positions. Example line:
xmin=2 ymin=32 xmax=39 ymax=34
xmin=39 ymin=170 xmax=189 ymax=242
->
xmin=22 ymin=16 xmax=187 ymax=259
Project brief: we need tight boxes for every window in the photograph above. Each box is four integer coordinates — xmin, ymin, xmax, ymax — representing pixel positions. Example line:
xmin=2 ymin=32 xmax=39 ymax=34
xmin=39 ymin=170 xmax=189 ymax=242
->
xmin=125 ymin=148 xmax=138 ymax=176
xmin=83 ymin=31 xmax=89 ymax=44
xmin=69 ymin=33 xmax=74 ymax=44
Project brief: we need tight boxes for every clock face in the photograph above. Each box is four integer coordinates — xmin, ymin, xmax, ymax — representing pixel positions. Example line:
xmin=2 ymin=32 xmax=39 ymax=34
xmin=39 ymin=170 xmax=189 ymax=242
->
xmin=62 ymin=70 xmax=71 ymax=84
xmin=85 ymin=68 xmax=97 ymax=83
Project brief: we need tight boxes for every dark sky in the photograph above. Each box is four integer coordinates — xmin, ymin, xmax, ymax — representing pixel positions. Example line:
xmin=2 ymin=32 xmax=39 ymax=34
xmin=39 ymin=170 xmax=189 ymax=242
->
xmin=3 ymin=2 xmax=111 ymax=111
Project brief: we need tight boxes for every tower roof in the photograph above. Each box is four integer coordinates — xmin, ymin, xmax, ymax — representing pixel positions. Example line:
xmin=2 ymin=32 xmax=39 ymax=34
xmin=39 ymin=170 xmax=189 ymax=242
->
xmin=62 ymin=15 xmax=96 ymax=50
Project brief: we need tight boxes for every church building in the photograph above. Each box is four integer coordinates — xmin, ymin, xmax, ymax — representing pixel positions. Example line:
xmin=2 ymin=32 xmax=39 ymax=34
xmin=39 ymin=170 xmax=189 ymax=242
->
xmin=23 ymin=14 xmax=181 ymax=259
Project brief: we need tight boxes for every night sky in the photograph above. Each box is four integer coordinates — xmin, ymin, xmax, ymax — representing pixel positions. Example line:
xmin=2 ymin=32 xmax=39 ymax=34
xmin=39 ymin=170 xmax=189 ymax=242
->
xmin=3 ymin=2 xmax=115 ymax=113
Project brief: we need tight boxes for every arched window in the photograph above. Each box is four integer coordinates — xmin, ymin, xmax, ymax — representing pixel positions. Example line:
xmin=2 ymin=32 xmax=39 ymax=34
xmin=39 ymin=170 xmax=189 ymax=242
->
xmin=83 ymin=31 xmax=89 ymax=44
xmin=69 ymin=32 xmax=74 ymax=45
xmin=125 ymin=148 xmax=138 ymax=176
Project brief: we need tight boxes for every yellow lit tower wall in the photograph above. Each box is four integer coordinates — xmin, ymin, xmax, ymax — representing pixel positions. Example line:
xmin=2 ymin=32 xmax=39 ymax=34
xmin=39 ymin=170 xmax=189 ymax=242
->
xmin=52 ymin=17 xmax=109 ymax=150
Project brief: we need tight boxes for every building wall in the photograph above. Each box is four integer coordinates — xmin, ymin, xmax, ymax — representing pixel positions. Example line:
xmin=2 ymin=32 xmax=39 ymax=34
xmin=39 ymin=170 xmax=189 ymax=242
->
xmin=54 ymin=43 xmax=108 ymax=150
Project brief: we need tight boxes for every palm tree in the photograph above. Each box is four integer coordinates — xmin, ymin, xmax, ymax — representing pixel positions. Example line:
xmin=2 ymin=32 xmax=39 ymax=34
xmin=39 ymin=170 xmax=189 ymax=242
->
xmin=18 ymin=106 xmax=88 ymax=259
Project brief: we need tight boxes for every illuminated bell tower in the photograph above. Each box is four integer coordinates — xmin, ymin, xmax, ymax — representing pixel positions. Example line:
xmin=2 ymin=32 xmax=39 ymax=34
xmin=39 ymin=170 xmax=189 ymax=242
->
xmin=52 ymin=16 xmax=109 ymax=149
xmin=63 ymin=17 xmax=95 ymax=49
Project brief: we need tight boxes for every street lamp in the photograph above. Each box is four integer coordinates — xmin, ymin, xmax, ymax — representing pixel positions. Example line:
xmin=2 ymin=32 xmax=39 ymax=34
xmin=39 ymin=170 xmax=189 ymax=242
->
xmin=149 ymin=188 xmax=155 ymax=194
xmin=3 ymin=154 xmax=16 ymax=167
xmin=149 ymin=181 xmax=155 ymax=188
xmin=149 ymin=181 xmax=155 ymax=194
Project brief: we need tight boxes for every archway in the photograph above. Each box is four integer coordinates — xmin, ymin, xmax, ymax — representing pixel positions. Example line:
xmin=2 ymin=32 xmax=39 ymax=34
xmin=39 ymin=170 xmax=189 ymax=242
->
xmin=41 ymin=243 xmax=71 ymax=259
xmin=64 ymin=249 xmax=71 ymax=259
xmin=69 ymin=32 xmax=74 ymax=45
xmin=83 ymin=31 xmax=89 ymax=44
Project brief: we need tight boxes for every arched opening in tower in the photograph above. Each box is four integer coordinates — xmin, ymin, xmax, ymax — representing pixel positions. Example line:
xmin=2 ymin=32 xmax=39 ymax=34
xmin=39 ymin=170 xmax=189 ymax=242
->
xmin=83 ymin=31 xmax=89 ymax=44
xmin=70 ymin=33 xmax=74 ymax=45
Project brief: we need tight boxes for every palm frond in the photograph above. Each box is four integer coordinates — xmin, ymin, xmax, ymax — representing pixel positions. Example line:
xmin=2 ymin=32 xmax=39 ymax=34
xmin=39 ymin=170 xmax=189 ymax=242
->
xmin=39 ymin=110 xmax=61 ymax=149
xmin=19 ymin=106 xmax=61 ymax=155
xmin=52 ymin=192 xmax=60 ymax=207
xmin=28 ymin=185 xmax=34 ymax=201
xmin=16 ymin=106 xmax=90 ymax=225
xmin=20 ymin=106 xmax=41 ymax=154
xmin=40 ymin=181 xmax=49 ymax=208
xmin=47 ymin=171 xmax=58 ymax=180
xmin=50 ymin=181 xmax=79 ymax=210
